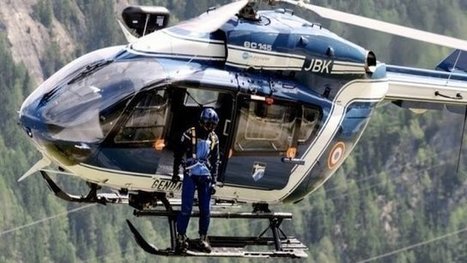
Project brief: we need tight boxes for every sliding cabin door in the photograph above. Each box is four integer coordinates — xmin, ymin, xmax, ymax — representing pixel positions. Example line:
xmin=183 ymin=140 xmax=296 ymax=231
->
xmin=222 ymin=95 xmax=320 ymax=190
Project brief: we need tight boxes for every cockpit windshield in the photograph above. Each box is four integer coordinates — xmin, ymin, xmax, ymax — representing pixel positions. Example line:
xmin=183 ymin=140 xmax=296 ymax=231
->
xmin=40 ymin=57 xmax=165 ymax=143
xmin=22 ymin=46 xmax=125 ymax=111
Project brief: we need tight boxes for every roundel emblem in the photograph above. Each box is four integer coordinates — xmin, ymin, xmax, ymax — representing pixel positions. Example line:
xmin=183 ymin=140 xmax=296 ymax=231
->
xmin=327 ymin=142 xmax=346 ymax=170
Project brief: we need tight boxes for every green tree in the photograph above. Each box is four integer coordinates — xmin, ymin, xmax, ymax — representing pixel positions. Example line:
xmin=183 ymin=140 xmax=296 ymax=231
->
xmin=34 ymin=0 xmax=53 ymax=27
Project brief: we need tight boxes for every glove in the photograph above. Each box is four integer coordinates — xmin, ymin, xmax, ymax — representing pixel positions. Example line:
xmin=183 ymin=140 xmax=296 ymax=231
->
xmin=172 ymin=163 xmax=181 ymax=183
xmin=210 ymin=177 xmax=217 ymax=195
xmin=210 ymin=175 xmax=217 ymax=185
xmin=210 ymin=184 xmax=216 ymax=195
xmin=172 ymin=173 xmax=180 ymax=183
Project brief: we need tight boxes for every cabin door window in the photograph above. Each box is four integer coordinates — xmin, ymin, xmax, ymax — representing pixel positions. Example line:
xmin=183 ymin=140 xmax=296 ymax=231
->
xmin=233 ymin=97 xmax=296 ymax=153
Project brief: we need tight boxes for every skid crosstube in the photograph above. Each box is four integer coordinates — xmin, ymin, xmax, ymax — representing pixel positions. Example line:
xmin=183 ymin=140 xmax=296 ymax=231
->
xmin=128 ymin=209 xmax=308 ymax=258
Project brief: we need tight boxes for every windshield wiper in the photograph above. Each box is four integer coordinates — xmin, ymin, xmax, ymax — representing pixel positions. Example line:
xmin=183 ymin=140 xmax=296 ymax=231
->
xmin=67 ymin=59 xmax=113 ymax=85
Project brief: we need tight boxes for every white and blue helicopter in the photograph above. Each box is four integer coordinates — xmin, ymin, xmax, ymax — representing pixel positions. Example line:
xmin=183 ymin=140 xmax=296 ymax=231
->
xmin=17 ymin=0 xmax=467 ymax=258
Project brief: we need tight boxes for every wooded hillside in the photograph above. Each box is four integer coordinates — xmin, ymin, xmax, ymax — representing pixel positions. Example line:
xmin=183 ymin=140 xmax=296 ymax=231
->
xmin=0 ymin=1 xmax=466 ymax=262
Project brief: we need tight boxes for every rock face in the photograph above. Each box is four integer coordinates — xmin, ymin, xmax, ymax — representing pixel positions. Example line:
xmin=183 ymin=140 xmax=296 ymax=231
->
xmin=0 ymin=0 xmax=70 ymax=84
xmin=0 ymin=0 xmax=130 ymax=86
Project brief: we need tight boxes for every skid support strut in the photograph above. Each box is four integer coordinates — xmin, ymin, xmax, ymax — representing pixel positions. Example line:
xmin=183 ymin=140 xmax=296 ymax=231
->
xmin=40 ymin=171 xmax=127 ymax=204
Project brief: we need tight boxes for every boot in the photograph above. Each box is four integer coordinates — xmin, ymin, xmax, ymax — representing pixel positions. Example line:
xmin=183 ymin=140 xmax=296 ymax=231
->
xmin=175 ymin=234 xmax=188 ymax=253
xmin=198 ymin=235 xmax=212 ymax=253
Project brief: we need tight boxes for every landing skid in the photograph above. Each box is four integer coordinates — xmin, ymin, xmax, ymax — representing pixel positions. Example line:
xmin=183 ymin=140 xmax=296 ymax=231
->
xmin=38 ymin=170 xmax=308 ymax=258
xmin=127 ymin=217 xmax=306 ymax=258
xmin=129 ymin=208 xmax=308 ymax=258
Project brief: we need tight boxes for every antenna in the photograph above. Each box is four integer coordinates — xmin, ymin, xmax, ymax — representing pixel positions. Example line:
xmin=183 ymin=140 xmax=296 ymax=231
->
xmin=456 ymin=106 xmax=466 ymax=174
xmin=142 ymin=14 xmax=150 ymax=36
xmin=445 ymin=50 xmax=465 ymax=175
xmin=446 ymin=50 xmax=462 ymax=86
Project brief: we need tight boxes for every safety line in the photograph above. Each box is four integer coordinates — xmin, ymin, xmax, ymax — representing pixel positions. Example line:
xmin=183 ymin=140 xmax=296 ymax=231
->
xmin=357 ymin=227 xmax=467 ymax=262
xmin=0 ymin=204 xmax=96 ymax=236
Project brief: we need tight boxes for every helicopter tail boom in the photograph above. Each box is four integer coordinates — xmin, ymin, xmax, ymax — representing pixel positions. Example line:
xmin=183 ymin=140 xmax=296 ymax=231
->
xmin=384 ymin=55 xmax=467 ymax=109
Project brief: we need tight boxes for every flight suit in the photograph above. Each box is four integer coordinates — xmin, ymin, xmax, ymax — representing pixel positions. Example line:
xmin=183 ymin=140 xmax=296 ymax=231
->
xmin=173 ymin=125 xmax=219 ymax=238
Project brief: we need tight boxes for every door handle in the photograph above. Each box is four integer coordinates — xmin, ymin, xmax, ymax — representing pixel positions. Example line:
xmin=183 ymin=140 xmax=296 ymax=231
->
xmin=223 ymin=119 xmax=231 ymax=136
xmin=281 ymin=157 xmax=305 ymax=165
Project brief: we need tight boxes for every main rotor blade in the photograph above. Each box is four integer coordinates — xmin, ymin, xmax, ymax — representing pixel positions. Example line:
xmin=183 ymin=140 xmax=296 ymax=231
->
xmin=281 ymin=0 xmax=467 ymax=51
xmin=174 ymin=0 xmax=249 ymax=33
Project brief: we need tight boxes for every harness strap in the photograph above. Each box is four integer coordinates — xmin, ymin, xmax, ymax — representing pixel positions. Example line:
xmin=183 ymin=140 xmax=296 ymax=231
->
xmin=210 ymin=132 xmax=217 ymax=151
xmin=191 ymin=127 xmax=196 ymax=159
xmin=185 ymin=159 xmax=208 ymax=170
xmin=187 ymin=128 xmax=217 ymax=171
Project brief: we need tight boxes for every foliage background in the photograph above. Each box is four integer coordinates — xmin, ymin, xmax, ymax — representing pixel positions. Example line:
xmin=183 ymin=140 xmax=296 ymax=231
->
xmin=0 ymin=0 xmax=466 ymax=262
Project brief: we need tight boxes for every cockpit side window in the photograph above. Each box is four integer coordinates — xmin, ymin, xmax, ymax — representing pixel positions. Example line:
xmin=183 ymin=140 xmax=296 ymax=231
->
xmin=115 ymin=89 xmax=169 ymax=143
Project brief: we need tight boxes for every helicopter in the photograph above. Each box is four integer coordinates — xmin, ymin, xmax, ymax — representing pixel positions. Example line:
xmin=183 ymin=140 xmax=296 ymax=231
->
xmin=17 ymin=0 xmax=467 ymax=258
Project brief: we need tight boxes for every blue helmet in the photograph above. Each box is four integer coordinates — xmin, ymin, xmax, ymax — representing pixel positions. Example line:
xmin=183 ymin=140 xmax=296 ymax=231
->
xmin=199 ymin=108 xmax=219 ymax=131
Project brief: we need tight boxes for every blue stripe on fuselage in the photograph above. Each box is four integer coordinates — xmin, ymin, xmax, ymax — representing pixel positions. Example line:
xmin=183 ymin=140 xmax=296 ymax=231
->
xmin=284 ymin=100 xmax=378 ymax=202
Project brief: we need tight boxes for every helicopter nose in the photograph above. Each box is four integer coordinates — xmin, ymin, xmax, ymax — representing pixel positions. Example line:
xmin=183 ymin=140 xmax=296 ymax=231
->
xmin=19 ymin=89 xmax=96 ymax=166
xmin=19 ymin=45 xmax=165 ymax=165
xmin=18 ymin=45 xmax=128 ymax=143
xmin=18 ymin=46 xmax=126 ymax=163
xmin=19 ymin=92 xmax=47 ymax=140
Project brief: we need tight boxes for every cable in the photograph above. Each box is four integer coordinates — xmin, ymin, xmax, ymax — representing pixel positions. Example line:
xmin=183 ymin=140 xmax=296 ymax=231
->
xmin=0 ymin=204 xmax=96 ymax=237
xmin=285 ymin=155 xmax=467 ymax=262
xmin=291 ymin=160 xmax=450 ymax=214
xmin=453 ymin=252 xmax=467 ymax=263
xmin=328 ymin=162 xmax=448 ymax=201
xmin=322 ymin=145 xmax=456 ymax=196
xmin=357 ymin=226 xmax=467 ymax=263
xmin=324 ymin=160 xmax=449 ymax=197
xmin=1 ymin=149 xmax=460 ymax=258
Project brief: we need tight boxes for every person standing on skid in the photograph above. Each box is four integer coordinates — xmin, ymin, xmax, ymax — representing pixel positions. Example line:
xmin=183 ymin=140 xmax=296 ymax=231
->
xmin=172 ymin=108 xmax=220 ymax=253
